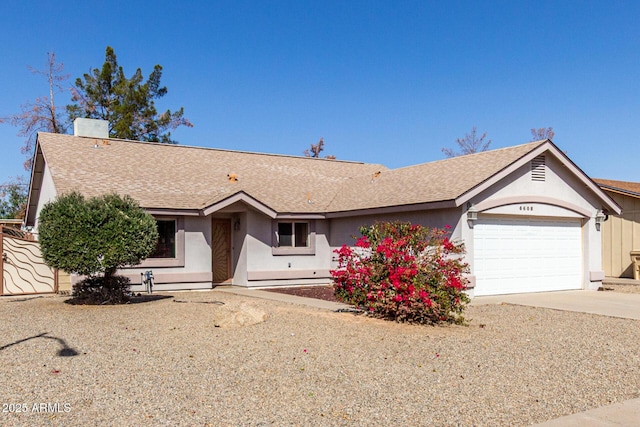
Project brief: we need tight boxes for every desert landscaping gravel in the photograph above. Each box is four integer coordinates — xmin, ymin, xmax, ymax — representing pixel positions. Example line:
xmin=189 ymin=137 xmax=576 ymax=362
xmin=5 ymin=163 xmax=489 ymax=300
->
xmin=2 ymin=290 xmax=640 ymax=426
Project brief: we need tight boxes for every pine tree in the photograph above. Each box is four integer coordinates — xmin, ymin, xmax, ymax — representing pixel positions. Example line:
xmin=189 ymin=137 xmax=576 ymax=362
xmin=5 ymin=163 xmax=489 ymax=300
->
xmin=66 ymin=46 xmax=193 ymax=143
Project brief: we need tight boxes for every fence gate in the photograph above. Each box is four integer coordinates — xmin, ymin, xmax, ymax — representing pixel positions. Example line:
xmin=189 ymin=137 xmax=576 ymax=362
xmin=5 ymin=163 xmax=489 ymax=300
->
xmin=0 ymin=226 xmax=57 ymax=295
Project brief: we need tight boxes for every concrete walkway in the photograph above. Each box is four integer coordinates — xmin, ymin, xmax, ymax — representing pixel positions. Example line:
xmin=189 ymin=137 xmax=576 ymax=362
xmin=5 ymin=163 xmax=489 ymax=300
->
xmin=531 ymin=397 xmax=640 ymax=426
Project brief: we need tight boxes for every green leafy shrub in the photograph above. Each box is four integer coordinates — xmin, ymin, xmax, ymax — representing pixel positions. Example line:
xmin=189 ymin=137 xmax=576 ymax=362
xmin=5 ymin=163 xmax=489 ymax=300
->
xmin=38 ymin=192 xmax=158 ymax=304
xmin=331 ymin=221 xmax=469 ymax=324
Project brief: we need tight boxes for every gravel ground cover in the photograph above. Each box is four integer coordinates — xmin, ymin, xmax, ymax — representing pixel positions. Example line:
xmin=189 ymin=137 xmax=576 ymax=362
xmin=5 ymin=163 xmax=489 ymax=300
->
xmin=2 ymin=291 xmax=640 ymax=427
xmin=602 ymin=283 xmax=640 ymax=294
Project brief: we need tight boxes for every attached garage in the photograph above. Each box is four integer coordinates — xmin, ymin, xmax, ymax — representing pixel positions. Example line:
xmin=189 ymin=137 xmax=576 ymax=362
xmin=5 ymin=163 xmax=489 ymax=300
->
xmin=473 ymin=217 xmax=583 ymax=296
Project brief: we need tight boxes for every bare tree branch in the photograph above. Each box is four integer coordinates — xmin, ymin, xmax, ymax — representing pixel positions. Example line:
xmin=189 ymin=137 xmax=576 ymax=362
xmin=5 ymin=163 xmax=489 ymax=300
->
xmin=442 ymin=126 xmax=491 ymax=157
xmin=530 ymin=127 xmax=555 ymax=141
xmin=1 ymin=52 xmax=69 ymax=170
xmin=303 ymin=137 xmax=336 ymax=159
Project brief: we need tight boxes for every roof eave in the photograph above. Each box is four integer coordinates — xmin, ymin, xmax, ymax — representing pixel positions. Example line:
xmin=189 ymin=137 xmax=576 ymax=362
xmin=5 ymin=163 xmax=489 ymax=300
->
xmin=24 ymin=137 xmax=46 ymax=227
xmin=326 ymin=200 xmax=458 ymax=218
xmin=144 ymin=208 xmax=202 ymax=217
xmin=598 ymin=185 xmax=640 ymax=201
xmin=202 ymin=191 xmax=278 ymax=218
xmin=454 ymin=140 xmax=550 ymax=207
xmin=454 ymin=140 xmax=622 ymax=216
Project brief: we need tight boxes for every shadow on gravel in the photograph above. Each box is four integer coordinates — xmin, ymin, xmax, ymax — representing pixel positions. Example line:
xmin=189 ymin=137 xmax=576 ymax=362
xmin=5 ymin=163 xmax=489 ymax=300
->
xmin=128 ymin=294 xmax=174 ymax=304
xmin=6 ymin=296 xmax=45 ymax=302
xmin=64 ymin=294 xmax=174 ymax=305
xmin=0 ymin=332 xmax=79 ymax=357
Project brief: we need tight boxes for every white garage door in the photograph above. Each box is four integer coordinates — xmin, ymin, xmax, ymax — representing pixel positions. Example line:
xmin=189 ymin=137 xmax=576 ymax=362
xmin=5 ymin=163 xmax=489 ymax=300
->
xmin=473 ymin=217 xmax=582 ymax=296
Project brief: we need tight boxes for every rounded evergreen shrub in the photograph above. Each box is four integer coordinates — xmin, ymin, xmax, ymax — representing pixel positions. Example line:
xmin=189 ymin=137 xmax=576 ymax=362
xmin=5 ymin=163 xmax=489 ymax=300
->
xmin=38 ymin=192 xmax=158 ymax=304
xmin=331 ymin=221 xmax=469 ymax=324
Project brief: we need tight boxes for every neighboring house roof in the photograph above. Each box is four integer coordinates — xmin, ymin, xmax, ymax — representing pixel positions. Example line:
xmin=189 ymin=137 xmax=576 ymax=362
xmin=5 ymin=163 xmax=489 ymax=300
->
xmin=594 ymin=178 xmax=640 ymax=199
xmin=26 ymin=132 xmax=620 ymax=224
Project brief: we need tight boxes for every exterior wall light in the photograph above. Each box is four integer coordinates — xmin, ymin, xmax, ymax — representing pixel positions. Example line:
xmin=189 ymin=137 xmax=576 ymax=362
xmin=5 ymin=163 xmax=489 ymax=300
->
xmin=595 ymin=210 xmax=606 ymax=231
xmin=467 ymin=205 xmax=478 ymax=228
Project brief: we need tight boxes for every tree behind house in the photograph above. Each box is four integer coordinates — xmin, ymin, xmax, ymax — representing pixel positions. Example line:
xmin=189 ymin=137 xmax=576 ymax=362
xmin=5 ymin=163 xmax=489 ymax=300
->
xmin=0 ymin=53 xmax=68 ymax=219
xmin=303 ymin=137 xmax=336 ymax=159
xmin=1 ymin=52 xmax=68 ymax=171
xmin=0 ymin=178 xmax=28 ymax=219
xmin=442 ymin=126 xmax=491 ymax=157
xmin=66 ymin=46 xmax=193 ymax=143
xmin=530 ymin=127 xmax=555 ymax=141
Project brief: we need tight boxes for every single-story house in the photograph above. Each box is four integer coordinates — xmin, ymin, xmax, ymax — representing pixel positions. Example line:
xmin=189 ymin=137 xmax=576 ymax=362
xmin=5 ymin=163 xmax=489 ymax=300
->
xmin=25 ymin=118 xmax=621 ymax=296
xmin=593 ymin=179 xmax=640 ymax=279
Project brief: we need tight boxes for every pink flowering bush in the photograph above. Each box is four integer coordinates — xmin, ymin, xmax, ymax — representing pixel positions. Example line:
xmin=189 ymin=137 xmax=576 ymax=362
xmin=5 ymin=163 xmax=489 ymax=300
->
xmin=331 ymin=221 xmax=469 ymax=325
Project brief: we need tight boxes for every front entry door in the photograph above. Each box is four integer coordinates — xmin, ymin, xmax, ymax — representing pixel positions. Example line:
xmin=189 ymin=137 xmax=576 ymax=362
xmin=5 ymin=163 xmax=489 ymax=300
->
xmin=212 ymin=219 xmax=232 ymax=283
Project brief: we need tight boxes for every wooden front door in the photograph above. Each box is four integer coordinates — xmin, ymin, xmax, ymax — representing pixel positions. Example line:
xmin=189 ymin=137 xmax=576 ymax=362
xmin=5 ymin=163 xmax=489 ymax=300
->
xmin=212 ymin=219 xmax=232 ymax=283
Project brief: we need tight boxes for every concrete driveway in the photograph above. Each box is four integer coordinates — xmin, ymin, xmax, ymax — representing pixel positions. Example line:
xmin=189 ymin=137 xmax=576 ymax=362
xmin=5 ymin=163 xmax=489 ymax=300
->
xmin=472 ymin=290 xmax=640 ymax=320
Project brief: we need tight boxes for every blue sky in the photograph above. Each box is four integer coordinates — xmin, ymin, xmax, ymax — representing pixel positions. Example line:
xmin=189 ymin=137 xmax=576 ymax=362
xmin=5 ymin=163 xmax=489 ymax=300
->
xmin=1 ymin=1 xmax=639 ymax=187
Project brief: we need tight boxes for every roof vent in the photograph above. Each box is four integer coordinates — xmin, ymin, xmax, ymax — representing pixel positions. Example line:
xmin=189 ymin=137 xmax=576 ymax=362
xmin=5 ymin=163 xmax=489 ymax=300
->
xmin=531 ymin=155 xmax=546 ymax=181
xmin=227 ymin=173 xmax=238 ymax=183
xmin=74 ymin=118 xmax=109 ymax=139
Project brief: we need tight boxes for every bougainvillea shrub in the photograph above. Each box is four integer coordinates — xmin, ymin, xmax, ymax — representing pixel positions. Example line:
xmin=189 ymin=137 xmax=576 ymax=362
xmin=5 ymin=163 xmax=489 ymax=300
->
xmin=331 ymin=221 xmax=469 ymax=324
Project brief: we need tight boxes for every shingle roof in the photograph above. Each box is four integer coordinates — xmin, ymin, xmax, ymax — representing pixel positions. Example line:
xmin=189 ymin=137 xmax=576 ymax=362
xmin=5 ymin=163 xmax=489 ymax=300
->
xmin=594 ymin=178 xmax=640 ymax=199
xmin=36 ymin=133 xmax=387 ymax=213
xmin=327 ymin=141 xmax=546 ymax=212
xmin=35 ymin=133 xmax=546 ymax=214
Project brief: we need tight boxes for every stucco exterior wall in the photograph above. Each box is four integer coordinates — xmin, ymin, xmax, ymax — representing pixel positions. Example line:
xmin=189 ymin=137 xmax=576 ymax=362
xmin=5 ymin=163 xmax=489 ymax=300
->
xmin=465 ymin=155 xmax=605 ymax=291
xmin=328 ymin=209 xmax=464 ymax=265
xmin=601 ymin=192 xmax=640 ymax=278
xmin=32 ymin=165 xmax=57 ymax=235
xmin=124 ymin=216 xmax=213 ymax=291
xmin=237 ymin=211 xmax=333 ymax=287
xmin=470 ymin=156 xmax=602 ymax=212
xmin=328 ymin=208 xmax=463 ymax=249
